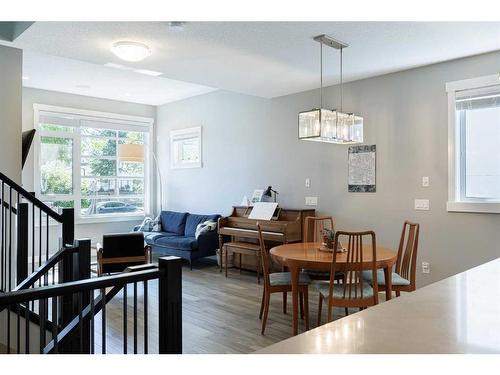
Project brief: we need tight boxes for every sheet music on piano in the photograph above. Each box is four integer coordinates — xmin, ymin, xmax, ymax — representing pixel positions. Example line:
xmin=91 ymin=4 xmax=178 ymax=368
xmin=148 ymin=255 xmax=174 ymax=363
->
xmin=248 ymin=202 xmax=278 ymax=220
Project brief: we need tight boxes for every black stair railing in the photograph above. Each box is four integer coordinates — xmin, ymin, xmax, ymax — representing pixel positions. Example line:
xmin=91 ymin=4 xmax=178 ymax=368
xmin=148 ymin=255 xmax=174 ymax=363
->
xmin=0 ymin=171 xmax=183 ymax=354
xmin=0 ymin=248 xmax=183 ymax=354
xmin=0 ymin=171 xmax=74 ymax=293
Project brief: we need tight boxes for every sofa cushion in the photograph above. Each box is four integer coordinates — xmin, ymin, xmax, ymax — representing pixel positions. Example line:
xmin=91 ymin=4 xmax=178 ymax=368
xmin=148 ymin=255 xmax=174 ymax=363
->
xmin=185 ymin=214 xmax=220 ymax=237
xmin=160 ymin=211 xmax=188 ymax=235
xmin=155 ymin=236 xmax=198 ymax=251
xmin=143 ymin=231 xmax=181 ymax=244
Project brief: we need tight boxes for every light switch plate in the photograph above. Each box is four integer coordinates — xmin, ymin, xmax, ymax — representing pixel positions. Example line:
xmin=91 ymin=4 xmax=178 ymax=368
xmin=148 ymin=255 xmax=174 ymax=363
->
xmin=422 ymin=261 xmax=430 ymax=274
xmin=414 ymin=199 xmax=430 ymax=210
xmin=422 ymin=176 xmax=430 ymax=187
xmin=305 ymin=178 xmax=310 ymax=188
xmin=305 ymin=196 xmax=318 ymax=206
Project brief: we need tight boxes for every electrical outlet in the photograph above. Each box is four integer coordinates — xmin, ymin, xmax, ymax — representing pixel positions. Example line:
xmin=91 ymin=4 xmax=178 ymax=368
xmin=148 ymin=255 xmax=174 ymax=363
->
xmin=422 ymin=262 xmax=430 ymax=274
xmin=305 ymin=178 xmax=310 ymax=188
xmin=422 ymin=176 xmax=430 ymax=187
xmin=305 ymin=196 xmax=318 ymax=206
xmin=414 ymin=199 xmax=430 ymax=210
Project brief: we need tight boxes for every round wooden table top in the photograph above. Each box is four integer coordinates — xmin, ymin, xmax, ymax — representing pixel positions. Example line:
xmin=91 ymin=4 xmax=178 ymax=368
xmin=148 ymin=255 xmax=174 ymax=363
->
xmin=270 ymin=242 xmax=397 ymax=271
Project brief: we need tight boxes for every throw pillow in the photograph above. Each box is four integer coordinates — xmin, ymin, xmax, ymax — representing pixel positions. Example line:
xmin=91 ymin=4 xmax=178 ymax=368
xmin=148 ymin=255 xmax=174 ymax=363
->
xmin=137 ymin=217 xmax=154 ymax=232
xmin=152 ymin=215 xmax=163 ymax=232
xmin=195 ymin=220 xmax=217 ymax=239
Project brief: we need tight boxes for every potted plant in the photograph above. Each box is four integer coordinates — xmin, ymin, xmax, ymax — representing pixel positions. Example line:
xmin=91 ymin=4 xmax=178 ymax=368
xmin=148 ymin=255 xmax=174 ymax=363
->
xmin=322 ymin=228 xmax=335 ymax=250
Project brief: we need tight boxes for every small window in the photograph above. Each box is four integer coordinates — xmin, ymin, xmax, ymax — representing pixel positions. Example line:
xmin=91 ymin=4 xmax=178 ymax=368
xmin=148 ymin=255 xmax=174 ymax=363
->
xmin=447 ymin=75 xmax=500 ymax=213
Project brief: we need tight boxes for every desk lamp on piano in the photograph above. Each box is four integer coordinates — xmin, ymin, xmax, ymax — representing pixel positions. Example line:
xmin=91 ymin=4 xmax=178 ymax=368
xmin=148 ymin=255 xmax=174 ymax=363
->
xmin=218 ymin=192 xmax=315 ymax=283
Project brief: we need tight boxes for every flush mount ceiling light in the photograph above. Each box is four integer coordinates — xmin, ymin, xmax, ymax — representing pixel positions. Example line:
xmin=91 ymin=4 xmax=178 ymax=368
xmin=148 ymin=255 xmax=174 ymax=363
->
xmin=298 ymin=34 xmax=363 ymax=144
xmin=111 ymin=41 xmax=152 ymax=62
xmin=168 ymin=21 xmax=186 ymax=32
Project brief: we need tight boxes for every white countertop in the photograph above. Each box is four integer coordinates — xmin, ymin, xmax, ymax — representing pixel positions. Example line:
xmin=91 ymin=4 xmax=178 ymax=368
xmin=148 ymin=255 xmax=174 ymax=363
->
xmin=257 ymin=258 xmax=500 ymax=354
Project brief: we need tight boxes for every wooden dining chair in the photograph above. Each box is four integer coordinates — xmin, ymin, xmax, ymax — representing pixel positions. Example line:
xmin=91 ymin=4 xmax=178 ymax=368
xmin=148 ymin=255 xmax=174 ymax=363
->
xmin=257 ymin=223 xmax=311 ymax=335
xmin=363 ymin=221 xmax=420 ymax=297
xmin=303 ymin=216 xmax=343 ymax=282
xmin=303 ymin=216 xmax=335 ymax=242
xmin=315 ymin=230 xmax=379 ymax=326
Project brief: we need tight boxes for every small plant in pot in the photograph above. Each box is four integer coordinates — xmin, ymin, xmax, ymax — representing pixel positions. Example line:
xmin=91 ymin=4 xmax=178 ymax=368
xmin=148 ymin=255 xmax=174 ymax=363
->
xmin=322 ymin=228 xmax=335 ymax=250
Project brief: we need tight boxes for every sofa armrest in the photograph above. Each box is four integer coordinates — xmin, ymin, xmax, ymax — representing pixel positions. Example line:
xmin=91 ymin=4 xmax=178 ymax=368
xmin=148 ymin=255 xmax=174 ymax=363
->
xmin=196 ymin=230 xmax=219 ymax=253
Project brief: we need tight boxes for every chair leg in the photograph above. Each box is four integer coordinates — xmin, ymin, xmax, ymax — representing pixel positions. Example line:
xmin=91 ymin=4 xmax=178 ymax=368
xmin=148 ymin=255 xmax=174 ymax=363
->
xmin=317 ymin=295 xmax=323 ymax=327
xmin=189 ymin=260 xmax=193 ymax=271
xmin=239 ymin=253 xmax=242 ymax=274
xmin=327 ymin=302 xmax=333 ymax=323
xmin=304 ymin=288 xmax=309 ymax=331
xmin=299 ymin=292 xmax=304 ymax=320
xmin=345 ymin=307 xmax=349 ymax=317
xmin=395 ymin=290 xmax=401 ymax=297
xmin=261 ymin=291 xmax=270 ymax=335
xmin=259 ymin=287 xmax=265 ymax=319
xmin=257 ymin=255 xmax=261 ymax=285
xmin=225 ymin=248 xmax=228 ymax=278
xmin=282 ymin=292 xmax=287 ymax=314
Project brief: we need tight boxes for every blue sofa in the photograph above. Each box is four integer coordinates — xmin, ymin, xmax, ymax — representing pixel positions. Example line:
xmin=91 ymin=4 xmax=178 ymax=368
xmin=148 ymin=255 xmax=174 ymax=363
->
xmin=137 ymin=210 xmax=220 ymax=269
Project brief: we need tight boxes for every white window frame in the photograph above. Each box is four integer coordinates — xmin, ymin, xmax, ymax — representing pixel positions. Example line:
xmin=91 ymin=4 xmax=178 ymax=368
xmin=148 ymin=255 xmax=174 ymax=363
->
xmin=446 ymin=74 xmax=500 ymax=214
xmin=170 ymin=126 xmax=202 ymax=169
xmin=33 ymin=104 xmax=155 ymax=224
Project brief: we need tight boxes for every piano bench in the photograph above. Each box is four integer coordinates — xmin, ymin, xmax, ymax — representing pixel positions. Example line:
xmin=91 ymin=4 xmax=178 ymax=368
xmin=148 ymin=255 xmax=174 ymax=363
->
xmin=222 ymin=241 xmax=261 ymax=284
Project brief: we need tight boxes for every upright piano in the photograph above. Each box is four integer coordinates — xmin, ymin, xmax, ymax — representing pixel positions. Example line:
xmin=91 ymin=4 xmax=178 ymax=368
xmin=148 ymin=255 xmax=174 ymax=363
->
xmin=218 ymin=206 xmax=315 ymax=281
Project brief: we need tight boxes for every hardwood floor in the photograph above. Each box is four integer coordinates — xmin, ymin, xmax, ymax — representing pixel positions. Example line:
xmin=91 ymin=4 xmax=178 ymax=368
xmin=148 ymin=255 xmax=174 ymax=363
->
xmin=97 ymin=257 xmax=370 ymax=354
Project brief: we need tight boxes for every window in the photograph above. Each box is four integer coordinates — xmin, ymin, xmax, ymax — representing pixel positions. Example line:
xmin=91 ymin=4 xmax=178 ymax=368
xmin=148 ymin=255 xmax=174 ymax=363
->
xmin=34 ymin=104 xmax=153 ymax=221
xmin=446 ymin=74 xmax=500 ymax=213
xmin=170 ymin=126 xmax=202 ymax=169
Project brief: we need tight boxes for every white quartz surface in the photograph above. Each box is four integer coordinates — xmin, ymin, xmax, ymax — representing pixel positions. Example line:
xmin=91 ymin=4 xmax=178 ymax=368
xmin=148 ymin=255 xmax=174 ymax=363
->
xmin=258 ymin=258 xmax=500 ymax=354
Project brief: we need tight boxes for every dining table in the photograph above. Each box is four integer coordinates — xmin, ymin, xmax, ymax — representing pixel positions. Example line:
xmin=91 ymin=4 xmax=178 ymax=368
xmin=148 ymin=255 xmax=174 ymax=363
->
xmin=269 ymin=242 xmax=397 ymax=336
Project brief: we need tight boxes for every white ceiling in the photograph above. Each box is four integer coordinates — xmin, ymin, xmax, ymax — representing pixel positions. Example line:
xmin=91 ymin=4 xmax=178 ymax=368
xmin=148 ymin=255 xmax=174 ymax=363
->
xmin=4 ymin=22 xmax=500 ymax=104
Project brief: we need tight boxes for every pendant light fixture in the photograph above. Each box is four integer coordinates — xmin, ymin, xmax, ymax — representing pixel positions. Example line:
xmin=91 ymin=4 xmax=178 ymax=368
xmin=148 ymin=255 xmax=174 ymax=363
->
xmin=298 ymin=34 xmax=364 ymax=144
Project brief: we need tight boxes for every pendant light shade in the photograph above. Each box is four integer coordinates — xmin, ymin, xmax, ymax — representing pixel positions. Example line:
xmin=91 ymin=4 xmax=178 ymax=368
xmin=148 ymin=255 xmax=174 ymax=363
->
xmin=298 ymin=35 xmax=364 ymax=144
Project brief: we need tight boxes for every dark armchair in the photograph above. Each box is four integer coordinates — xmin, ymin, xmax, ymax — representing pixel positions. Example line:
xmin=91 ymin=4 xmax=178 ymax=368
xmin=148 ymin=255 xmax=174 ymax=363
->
xmin=96 ymin=232 xmax=151 ymax=276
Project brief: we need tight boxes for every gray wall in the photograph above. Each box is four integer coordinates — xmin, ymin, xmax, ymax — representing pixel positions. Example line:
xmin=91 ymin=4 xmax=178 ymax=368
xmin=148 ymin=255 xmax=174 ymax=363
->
xmin=22 ymin=87 xmax=157 ymax=245
xmin=156 ymin=50 xmax=500 ymax=287
xmin=0 ymin=45 xmax=22 ymax=183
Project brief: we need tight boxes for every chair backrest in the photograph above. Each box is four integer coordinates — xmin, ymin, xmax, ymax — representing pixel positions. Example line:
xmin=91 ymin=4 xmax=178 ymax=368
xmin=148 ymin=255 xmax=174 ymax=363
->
xmin=329 ymin=230 xmax=378 ymax=303
xmin=395 ymin=221 xmax=420 ymax=289
xmin=102 ymin=232 xmax=145 ymax=258
xmin=256 ymin=223 xmax=271 ymax=289
xmin=303 ymin=216 xmax=335 ymax=242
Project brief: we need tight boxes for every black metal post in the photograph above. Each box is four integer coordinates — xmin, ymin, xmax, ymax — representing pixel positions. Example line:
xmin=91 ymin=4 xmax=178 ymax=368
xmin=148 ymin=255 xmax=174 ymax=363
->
xmin=76 ymin=239 xmax=91 ymax=354
xmin=16 ymin=203 xmax=29 ymax=285
xmin=158 ymin=256 xmax=182 ymax=354
xmin=58 ymin=241 xmax=76 ymax=353
xmin=61 ymin=208 xmax=74 ymax=248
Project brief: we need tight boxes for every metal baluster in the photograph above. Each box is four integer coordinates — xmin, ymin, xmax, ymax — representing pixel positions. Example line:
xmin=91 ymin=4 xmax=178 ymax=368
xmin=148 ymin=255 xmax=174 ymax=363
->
xmin=90 ymin=291 xmax=95 ymax=354
xmin=1 ymin=181 xmax=4 ymax=291
xmin=9 ymin=187 xmax=12 ymax=291
xmin=144 ymin=280 xmax=148 ymax=354
xmin=52 ymin=296 xmax=58 ymax=354
xmin=44 ymin=214 xmax=49 ymax=286
xmin=123 ymin=284 xmax=127 ymax=354
xmin=25 ymin=301 xmax=30 ymax=353
xmin=39 ymin=297 xmax=46 ymax=353
xmin=78 ymin=292 xmax=83 ymax=353
xmin=31 ymin=203 xmax=35 ymax=274
xmin=7 ymin=304 xmax=11 ymax=353
xmin=16 ymin=303 xmax=20 ymax=353
xmin=101 ymin=288 xmax=106 ymax=354
xmin=38 ymin=208 xmax=41 ymax=287
xmin=133 ymin=282 xmax=137 ymax=354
